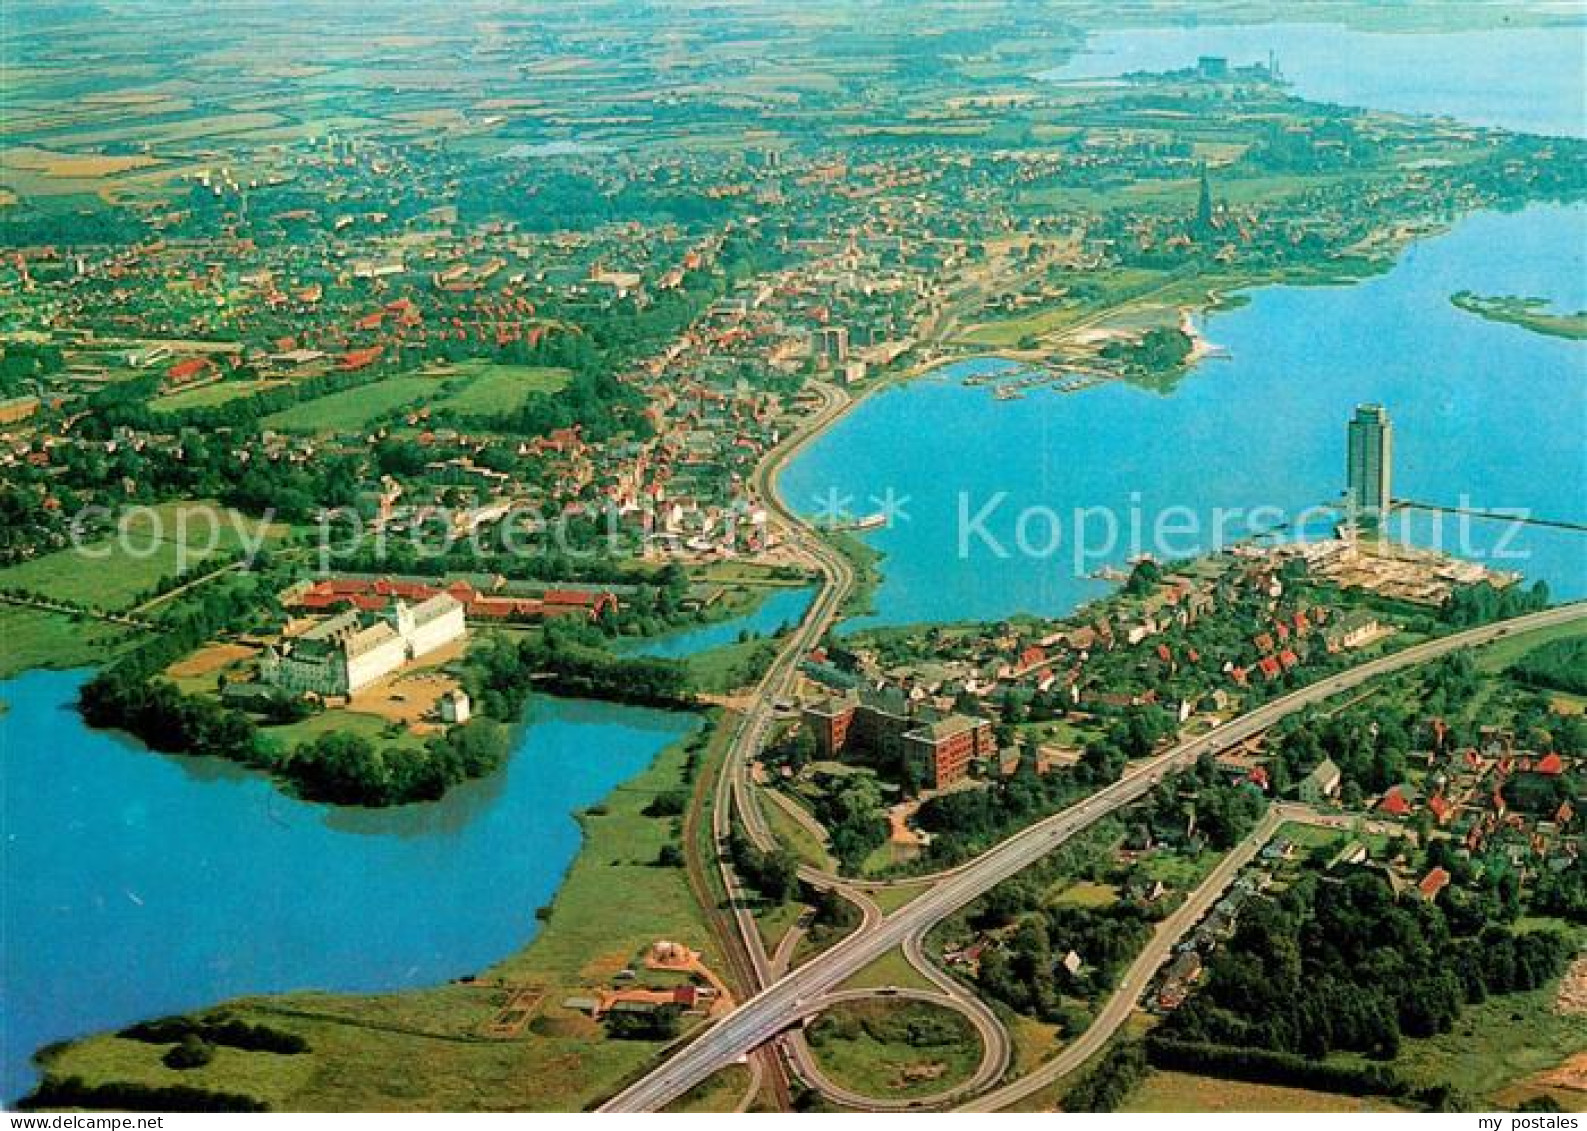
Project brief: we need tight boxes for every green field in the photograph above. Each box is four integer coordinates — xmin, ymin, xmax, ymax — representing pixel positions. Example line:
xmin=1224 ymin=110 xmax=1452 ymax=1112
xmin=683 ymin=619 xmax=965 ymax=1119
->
xmin=35 ymin=721 xmax=715 ymax=1112
xmin=759 ymin=788 xmax=837 ymax=873
xmin=429 ymin=362 xmax=570 ymax=415
xmin=1049 ymin=880 xmax=1120 ymax=908
xmin=685 ymin=636 xmax=780 ymax=694
xmin=261 ymin=375 xmax=443 ymax=433
xmin=836 ymin=947 xmax=939 ymax=994
xmin=256 ymin=708 xmax=425 ymax=755
xmin=1336 ymin=977 xmax=1587 ymax=1107
xmin=1122 ymin=1070 xmax=1405 ymax=1113
xmin=805 ymin=998 xmax=982 ymax=1101
xmin=868 ymin=883 xmax=930 ymax=915
xmin=0 ymin=605 xmax=135 ymax=679
xmin=257 ymin=365 xmax=567 ymax=432
xmin=150 ymin=379 xmax=279 ymax=413
xmin=660 ymin=1064 xmax=752 ymax=1113
xmin=1473 ymin=617 xmax=1587 ymax=674
xmin=0 ymin=502 xmax=282 ymax=611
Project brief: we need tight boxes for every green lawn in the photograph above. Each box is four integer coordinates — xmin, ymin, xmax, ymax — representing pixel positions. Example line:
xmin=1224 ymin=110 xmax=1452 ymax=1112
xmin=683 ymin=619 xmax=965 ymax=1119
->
xmin=1049 ymin=881 xmax=1120 ymax=909
xmin=261 ymin=375 xmax=443 ymax=432
xmin=1473 ymin=617 xmax=1587 ymax=674
xmin=150 ymin=379 xmax=278 ymax=413
xmin=836 ymin=947 xmax=939 ymax=994
xmin=430 ymin=362 xmax=569 ymax=416
xmin=0 ymin=502 xmax=283 ymax=611
xmin=869 ymin=883 xmax=930 ymax=915
xmin=34 ymin=721 xmax=719 ymax=1112
xmin=805 ymin=998 xmax=982 ymax=1101
xmin=1136 ymin=848 xmax=1219 ymax=892
xmin=256 ymin=708 xmax=424 ymax=755
xmin=760 ymin=788 xmax=837 ymax=873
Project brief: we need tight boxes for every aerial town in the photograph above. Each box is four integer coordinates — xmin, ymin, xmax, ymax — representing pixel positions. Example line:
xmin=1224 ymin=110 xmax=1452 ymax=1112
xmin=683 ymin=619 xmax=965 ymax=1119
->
xmin=1 ymin=0 xmax=1583 ymax=1120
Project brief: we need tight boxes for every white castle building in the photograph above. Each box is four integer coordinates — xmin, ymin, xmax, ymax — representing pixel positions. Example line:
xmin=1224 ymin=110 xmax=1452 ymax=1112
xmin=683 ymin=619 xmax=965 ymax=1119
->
xmin=261 ymin=593 xmax=466 ymax=698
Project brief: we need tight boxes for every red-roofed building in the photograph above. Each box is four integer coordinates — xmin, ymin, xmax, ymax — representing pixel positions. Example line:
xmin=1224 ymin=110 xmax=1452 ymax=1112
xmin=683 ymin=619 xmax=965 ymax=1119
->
xmin=1427 ymin=792 xmax=1455 ymax=825
xmin=1534 ymin=752 xmax=1565 ymax=776
xmin=543 ymin=589 xmax=619 ymax=620
xmin=167 ymin=357 xmax=215 ymax=385
xmin=340 ymin=346 xmax=383 ymax=371
xmin=1379 ymin=787 xmax=1413 ymax=817
xmin=1417 ymin=867 xmax=1450 ymax=902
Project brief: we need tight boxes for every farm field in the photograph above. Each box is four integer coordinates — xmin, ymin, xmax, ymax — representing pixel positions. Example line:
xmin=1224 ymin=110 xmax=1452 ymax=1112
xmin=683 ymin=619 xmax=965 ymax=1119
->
xmin=261 ymin=375 xmax=443 ymax=432
xmin=0 ymin=502 xmax=284 ymax=610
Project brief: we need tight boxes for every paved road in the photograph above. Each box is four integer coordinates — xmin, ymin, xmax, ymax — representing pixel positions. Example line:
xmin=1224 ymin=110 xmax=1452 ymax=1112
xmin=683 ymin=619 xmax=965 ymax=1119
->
xmin=600 ymin=601 xmax=1587 ymax=1112
xmin=695 ymin=379 xmax=858 ymax=995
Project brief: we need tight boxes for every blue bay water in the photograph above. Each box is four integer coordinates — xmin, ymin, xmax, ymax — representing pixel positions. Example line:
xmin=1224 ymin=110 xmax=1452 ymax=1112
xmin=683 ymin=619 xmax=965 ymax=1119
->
xmin=1041 ymin=22 xmax=1587 ymax=138
xmin=782 ymin=204 xmax=1587 ymax=629
xmin=0 ymin=671 xmax=698 ymax=1101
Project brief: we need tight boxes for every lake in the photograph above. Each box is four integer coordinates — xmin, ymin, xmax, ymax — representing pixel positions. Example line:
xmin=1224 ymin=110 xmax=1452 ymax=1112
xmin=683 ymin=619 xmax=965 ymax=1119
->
xmin=782 ymin=203 xmax=1587 ymax=629
xmin=1040 ymin=21 xmax=1587 ymax=138
xmin=617 ymin=586 xmax=815 ymax=660
xmin=0 ymin=670 xmax=698 ymax=1102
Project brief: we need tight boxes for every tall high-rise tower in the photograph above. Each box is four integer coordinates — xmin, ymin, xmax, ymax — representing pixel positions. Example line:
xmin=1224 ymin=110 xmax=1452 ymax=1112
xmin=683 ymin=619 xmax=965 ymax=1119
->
xmin=1346 ymin=403 xmax=1393 ymax=520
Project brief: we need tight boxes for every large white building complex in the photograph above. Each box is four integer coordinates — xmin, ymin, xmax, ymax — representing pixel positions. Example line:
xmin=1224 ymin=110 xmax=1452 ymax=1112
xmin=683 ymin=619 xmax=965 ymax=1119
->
xmin=261 ymin=593 xmax=467 ymax=698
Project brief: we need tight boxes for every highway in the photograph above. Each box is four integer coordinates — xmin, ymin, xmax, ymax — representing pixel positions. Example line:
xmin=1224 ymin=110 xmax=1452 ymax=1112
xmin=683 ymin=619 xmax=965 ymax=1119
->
xmin=601 ymin=600 xmax=1586 ymax=1112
